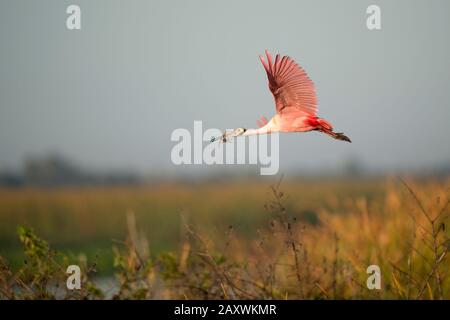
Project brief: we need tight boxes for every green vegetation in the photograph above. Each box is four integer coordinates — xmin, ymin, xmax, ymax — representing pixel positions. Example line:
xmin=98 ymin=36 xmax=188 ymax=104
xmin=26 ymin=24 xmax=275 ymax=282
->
xmin=0 ymin=179 xmax=382 ymax=272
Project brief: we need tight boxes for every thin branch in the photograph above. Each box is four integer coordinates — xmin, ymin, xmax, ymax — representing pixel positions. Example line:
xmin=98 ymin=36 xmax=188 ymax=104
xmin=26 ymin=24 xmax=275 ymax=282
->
xmin=400 ymin=179 xmax=432 ymax=223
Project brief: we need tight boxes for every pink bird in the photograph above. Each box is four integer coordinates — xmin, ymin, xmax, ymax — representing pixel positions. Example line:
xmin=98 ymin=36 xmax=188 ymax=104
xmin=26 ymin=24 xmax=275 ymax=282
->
xmin=213 ymin=50 xmax=351 ymax=143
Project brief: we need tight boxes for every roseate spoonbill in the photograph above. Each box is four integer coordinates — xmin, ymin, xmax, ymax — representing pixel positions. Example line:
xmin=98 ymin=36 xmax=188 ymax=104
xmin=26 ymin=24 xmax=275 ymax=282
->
xmin=212 ymin=50 xmax=351 ymax=143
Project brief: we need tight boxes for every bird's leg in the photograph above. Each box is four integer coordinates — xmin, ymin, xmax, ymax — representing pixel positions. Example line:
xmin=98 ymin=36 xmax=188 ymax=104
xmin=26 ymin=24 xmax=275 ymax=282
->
xmin=334 ymin=132 xmax=352 ymax=143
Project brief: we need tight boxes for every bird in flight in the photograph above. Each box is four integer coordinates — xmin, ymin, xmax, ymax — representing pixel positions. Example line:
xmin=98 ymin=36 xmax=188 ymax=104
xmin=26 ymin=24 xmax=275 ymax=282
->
xmin=212 ymin=50 xmax=351 ymax=143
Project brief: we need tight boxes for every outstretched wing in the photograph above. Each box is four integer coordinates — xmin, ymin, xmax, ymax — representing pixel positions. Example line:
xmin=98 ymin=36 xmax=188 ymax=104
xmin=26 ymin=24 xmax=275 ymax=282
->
xmin=259 ymin=50 xmax=317 ymax=116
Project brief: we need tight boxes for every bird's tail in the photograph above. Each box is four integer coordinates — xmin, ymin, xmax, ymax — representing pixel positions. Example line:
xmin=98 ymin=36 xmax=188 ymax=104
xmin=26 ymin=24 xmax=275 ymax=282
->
xmin=317 ymin=118 xmax=351 ymax=143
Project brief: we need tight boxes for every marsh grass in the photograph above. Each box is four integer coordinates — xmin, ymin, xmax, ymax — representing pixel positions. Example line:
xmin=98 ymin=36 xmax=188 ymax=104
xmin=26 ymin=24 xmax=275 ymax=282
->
xmin=0 ymin=178 xmax=449 ymax=299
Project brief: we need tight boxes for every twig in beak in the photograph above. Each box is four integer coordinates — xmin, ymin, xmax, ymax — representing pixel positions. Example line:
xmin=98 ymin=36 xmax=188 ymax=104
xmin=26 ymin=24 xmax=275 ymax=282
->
xmin=210 ymin=131 xmax=228 ymax=144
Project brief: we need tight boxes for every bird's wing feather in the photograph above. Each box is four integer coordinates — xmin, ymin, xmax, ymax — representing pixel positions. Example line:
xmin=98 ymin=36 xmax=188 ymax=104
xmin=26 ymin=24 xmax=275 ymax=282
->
xmin=259 ymin=50 xmax=317 ymax=116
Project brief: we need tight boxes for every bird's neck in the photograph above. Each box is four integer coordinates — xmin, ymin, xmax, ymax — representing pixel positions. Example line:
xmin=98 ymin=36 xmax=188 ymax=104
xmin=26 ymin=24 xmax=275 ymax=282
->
xmin=242 ymin=126 xmax=275 ymax=136
xmin=242 ymin=117 xmax=279 ymax=136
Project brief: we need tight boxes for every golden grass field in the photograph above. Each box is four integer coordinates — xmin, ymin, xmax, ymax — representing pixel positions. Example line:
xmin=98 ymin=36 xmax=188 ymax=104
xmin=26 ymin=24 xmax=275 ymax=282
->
xmin=0 ymin=177 xmax=449 ymax=299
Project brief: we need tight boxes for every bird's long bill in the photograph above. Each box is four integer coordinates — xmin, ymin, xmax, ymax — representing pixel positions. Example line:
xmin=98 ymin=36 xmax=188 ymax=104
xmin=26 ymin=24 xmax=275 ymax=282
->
xmin=210 ymin=129 xmax=244 ymax=143
xmin=210 ymin=131 xmax=228 ymax=143
xmin=210 ymin=134 xmax=222 ymax=143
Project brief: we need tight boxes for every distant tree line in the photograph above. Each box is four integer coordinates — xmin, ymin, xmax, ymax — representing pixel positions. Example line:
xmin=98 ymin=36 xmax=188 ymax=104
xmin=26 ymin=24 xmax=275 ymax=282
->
xmin=0 ymin=154 xmax=140 ymax=187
